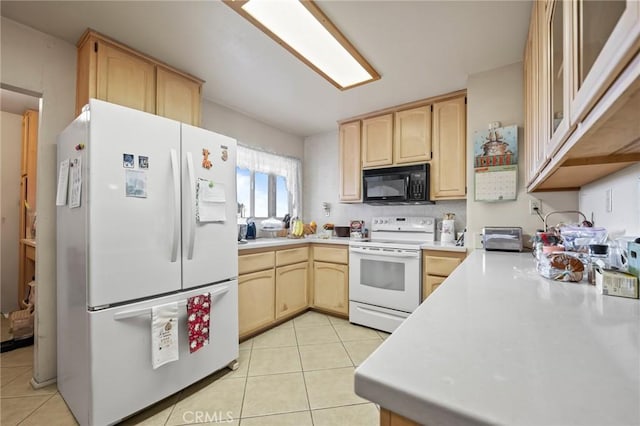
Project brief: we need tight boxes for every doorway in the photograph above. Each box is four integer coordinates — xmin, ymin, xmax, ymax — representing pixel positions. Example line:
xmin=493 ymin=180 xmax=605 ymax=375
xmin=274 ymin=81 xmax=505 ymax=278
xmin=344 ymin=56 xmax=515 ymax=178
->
xmin=1 ymin=85 xmax=41 ymax=352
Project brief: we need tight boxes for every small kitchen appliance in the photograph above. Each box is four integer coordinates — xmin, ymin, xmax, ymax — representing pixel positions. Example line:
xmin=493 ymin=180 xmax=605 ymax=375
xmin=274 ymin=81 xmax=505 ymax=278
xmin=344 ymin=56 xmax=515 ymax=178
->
xmin=362 ymin=164 xmax=433 ymax=205
xmin=483 ymin=227 xmax=524 ymax=252
xmin=349 ymin=216 xmax=435 ymax=333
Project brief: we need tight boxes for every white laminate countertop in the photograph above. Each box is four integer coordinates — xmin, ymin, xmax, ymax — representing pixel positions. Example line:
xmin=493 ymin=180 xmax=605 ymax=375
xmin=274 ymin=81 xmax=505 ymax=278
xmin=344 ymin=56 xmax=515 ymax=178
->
xmin=420 ymin=241 xmax=466 ymax=252
xmin=238 ymin=237 xmax=467 ymax=252
xmin=237 ymin=236 xmax=351 ymax=250
xmin=355 ymin=250 xmax=640 ymax=426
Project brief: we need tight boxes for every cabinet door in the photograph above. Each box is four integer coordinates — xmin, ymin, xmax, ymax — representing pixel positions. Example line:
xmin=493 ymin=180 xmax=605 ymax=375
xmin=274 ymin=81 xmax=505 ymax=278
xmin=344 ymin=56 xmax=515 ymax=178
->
xmin=275 ymin=262 xmax=309 ymax=320
xmin=422 ymin=275 xmax=445 ymax=302
xmin=394 ymin=106 xmax=432 ymax=164
xmin=156 ymin=67 xmax=201 ymax=126
xmin=239 ymin=269 xmax=275 ymax=337
xmin=313 ymin=262 xmax=348 ymax=315
xmin=362 ymin=114 xmax=393 ymax=168
xmin=339 ymin=121 xmax=362 ymax=202
xmin=431 ymin=97 xmax=466 ymax=199
xmin=96 ymin=41 xmax=156 ymax=114
xmin=570 ymin=0 xmax=640 ymax=124
xmin=545 ymin=0 xmax=573 ymax=159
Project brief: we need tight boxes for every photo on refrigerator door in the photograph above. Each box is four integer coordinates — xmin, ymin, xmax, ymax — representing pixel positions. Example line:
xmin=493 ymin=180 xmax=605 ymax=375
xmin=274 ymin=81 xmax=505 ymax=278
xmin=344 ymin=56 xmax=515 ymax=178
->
xmin=125 ymin=170 xmax=148 ymax=198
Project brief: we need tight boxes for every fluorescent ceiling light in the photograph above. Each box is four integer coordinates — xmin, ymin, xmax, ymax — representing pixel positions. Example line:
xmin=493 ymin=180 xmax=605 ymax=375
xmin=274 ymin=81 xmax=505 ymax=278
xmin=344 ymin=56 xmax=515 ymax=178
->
xmin=225 ymin=0 xmax=380 ymax=90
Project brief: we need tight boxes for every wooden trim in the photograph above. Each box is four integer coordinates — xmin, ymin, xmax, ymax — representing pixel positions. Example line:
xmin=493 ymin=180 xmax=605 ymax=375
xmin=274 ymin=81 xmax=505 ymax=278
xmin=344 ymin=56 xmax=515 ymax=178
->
xmin=338 ymin=89 xmax=467 ymax=125
xmin=379 ymin=408 xmax=421 ymax=426
xmin=223 ymin=0 xmax=379 ymax=91
xmin=562 ymin=153 xmax=640 ymax=167
xmin=77 ymin=28 xmax=204 ymax=84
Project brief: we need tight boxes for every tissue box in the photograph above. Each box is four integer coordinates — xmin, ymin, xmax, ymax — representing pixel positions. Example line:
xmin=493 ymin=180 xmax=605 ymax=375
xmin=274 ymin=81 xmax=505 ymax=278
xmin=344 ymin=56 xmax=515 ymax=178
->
xmin=628 ymin=242 xmax=640 ymax=279
xmin=595 ymin=268 xmax=639 ymax=299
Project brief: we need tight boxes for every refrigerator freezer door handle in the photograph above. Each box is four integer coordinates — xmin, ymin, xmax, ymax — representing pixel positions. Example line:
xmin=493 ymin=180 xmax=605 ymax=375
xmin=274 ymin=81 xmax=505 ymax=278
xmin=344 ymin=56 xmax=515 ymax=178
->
xmin=170 ymin=149 xmax=180 ymax=262
xmin=186 ymin=152 xmax=196 ymax=260
xmin=113 ymin=283 xmax=231 ymax=320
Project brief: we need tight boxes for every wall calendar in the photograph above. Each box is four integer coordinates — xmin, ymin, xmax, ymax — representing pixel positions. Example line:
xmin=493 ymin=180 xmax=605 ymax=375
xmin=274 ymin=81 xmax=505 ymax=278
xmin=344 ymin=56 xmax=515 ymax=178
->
xmin=474 ymin=165 xmax=518 ymax=201
xmin=473 ymin=124 xmax=519 ymax=202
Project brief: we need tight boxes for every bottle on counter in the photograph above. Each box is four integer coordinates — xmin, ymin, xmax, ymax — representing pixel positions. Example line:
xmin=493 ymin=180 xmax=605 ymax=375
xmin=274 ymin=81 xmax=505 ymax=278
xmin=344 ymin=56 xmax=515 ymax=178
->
xmin=588 ymin=244 xmax=609 ymax=284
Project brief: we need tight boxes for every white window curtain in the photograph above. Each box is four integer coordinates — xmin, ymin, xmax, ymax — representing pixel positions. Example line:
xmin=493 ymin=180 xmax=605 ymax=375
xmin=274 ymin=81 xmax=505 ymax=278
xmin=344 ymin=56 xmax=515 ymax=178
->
xmin=237 ymin=144 xmax=302 ymax=218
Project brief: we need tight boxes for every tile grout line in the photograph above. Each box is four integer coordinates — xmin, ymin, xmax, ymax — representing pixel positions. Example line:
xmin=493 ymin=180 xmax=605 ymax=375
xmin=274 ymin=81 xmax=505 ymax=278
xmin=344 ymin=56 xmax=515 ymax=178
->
xmin=14 ymin=389 xmax=57 ymax=425
xmin=0 ymin=366 xmax=33 ymax=391
xmin=292 ymin=318 xmax=315 ymax=426
xmin=237 ymin=338 xmax=253 ymax=423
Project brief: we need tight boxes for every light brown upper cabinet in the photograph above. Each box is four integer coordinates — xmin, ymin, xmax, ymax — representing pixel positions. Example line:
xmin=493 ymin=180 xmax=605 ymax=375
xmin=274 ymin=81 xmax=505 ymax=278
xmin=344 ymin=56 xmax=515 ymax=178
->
xmin=524 ymin=0 xmax=640 ymax=191
xmin=394 ymin=105 xmax=432 ymax=164
xmin=362 ymin=114 xmax=394 ymax=168
xmin=76 ymin=30 xmax=203 ymax=126
xmin=545 ymin=0 xmax=573 ymax=159
xmin=569 ymin=0 xmax=640 ymax=124
xmin=431 ymin=97 xmax=467 ymax=200
xmin=339 ymin=121 xmax=362 ymax=202
xmin=156 ymin=66 xmax=201 ymax=125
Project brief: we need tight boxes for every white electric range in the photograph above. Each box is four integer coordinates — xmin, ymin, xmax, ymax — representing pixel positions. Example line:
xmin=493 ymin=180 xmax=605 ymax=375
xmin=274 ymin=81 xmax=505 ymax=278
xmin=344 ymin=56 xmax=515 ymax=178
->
xmin=349 ymin=216 xmax=435 ymax=333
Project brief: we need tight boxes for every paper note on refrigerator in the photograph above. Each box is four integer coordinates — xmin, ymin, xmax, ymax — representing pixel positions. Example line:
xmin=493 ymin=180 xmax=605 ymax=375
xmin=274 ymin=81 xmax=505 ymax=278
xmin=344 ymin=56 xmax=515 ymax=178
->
xmin=56 ymin=159 xmax=70 ymax=206
xmin=196 ymin=179 xmax=226 ymax=223
xmin=69 ymin=157 xmax=82 ymax=208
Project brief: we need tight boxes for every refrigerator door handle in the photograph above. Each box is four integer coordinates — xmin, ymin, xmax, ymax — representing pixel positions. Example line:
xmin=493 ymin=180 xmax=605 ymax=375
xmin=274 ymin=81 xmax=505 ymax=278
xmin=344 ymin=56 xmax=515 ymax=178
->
xmin=186 ymin=151 xmax=196 ymax=260
xmin=170 ymin=149 xmax=180 ymax=262
xmin=113 ymin=284 xmax=231 ymax=320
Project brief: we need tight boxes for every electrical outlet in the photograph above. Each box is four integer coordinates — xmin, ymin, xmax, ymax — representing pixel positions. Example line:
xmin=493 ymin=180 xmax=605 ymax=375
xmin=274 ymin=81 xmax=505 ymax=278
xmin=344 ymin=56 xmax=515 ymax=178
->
xmin=474 ymin=233 xmax=484 ymax=249
xmin=529 ymin=199 xmax=541 ymax=215
xmin=606 ymin=189 xmax=613 ymax=212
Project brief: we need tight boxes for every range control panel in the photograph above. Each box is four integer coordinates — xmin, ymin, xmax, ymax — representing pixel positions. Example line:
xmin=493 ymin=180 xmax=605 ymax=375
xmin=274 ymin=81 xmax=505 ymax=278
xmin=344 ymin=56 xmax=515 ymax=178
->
xmin=370 ymin=216 xmax=435 ymax=233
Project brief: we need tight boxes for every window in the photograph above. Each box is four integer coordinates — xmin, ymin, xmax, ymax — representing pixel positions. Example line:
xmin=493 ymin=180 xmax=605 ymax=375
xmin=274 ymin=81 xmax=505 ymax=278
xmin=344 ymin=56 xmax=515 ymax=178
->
xmin=236 ymin=145 xmax=301 ymax=219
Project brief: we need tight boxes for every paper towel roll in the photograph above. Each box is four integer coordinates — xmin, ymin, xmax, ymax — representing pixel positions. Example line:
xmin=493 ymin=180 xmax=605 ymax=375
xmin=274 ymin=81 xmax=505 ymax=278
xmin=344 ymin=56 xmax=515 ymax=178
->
xmin=441 ymin=219 xmax=455 ymax=243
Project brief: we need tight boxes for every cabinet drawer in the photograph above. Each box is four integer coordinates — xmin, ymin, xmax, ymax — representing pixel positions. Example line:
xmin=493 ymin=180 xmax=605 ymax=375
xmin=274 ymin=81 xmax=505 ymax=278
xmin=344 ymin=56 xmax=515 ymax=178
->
xmin=313 ymin=246 xmax=348 ymax=264
xmin=423 ymin=253 xmax=464 ymax=277
xmin=276 ymin=247 xmax=309 ymax=267
xmin=239 ymin=251 xmax=275 ymax=275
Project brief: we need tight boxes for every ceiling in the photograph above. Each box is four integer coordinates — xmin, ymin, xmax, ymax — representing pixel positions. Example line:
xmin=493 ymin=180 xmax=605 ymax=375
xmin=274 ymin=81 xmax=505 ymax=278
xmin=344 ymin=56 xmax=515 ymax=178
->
xmin=1 ymin=88 xmax=40 ymax=114
xmin=1 ymin=1 xmax=531 ymax=137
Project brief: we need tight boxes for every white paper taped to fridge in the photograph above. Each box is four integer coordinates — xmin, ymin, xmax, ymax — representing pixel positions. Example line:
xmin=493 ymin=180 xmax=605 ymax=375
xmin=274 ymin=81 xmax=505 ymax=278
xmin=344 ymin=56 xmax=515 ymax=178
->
xmin=69 ymin=157 xmax=82 ymax=208
xmin=196 ymin=179 xmax=226 ymax=223
xmin=56 ymin=159 xmax=70 ymax=206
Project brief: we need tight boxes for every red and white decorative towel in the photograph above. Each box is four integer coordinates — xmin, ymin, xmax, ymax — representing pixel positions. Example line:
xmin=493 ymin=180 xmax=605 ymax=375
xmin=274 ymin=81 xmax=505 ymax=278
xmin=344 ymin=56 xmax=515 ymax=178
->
xmin=187 ymin=293 xmax=211 ymax=353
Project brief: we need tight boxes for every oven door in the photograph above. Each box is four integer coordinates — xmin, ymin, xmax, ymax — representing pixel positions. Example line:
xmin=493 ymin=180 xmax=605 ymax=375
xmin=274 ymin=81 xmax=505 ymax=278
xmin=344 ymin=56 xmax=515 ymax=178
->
xmin=349 ymin=246 xmax=421 ymax=313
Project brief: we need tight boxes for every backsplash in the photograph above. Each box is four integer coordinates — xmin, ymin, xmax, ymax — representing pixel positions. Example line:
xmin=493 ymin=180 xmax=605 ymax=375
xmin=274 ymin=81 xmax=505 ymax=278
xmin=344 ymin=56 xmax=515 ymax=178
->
xmin=303 ymin=130 xmax=467 ymax=240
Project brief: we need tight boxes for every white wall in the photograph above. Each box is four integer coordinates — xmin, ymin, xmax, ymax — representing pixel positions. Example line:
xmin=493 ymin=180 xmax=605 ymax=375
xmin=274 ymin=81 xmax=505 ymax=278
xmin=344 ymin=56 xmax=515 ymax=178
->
xmin=465 ymin=62 xmax=580 ymax=248
xmin=579 ymin=163 xmax=640 ymax=237
xmin=202 ymin=100 xmax=304 ymax=159
xmin=1 ymin=17 xmax=77 ymax=384
xmin=303 ymin=130 xmax=467 ymax=234
xmin=1 ymin=111 xmax=23 ymax=313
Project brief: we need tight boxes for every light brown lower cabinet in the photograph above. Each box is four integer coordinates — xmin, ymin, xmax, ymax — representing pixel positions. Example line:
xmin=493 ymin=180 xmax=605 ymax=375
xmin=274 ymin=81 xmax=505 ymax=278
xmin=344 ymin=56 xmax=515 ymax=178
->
xmin=422 ymin=250 xmax=466 ymax=301
xmin=275 ymin=262 xmax=308 ymax=320
xmin=312 ymin=261 xmax=349 ymax=315
xmin=238 ymin=269 xmax=275 ymax=338
xmin=380 ymin=408 xmax=421 ymax=426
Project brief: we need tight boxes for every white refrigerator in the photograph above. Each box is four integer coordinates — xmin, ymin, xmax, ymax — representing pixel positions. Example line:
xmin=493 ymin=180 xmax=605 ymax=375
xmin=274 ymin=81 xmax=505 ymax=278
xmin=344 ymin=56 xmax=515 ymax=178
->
xmin=56 ymin=99 xmax=239 ymax=425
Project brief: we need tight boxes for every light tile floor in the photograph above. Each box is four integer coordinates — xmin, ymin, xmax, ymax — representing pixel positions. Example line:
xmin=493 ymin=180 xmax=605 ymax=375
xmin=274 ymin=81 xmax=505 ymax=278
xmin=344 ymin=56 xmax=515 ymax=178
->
xmin=0 ymin=311 xmax=390 ymax=425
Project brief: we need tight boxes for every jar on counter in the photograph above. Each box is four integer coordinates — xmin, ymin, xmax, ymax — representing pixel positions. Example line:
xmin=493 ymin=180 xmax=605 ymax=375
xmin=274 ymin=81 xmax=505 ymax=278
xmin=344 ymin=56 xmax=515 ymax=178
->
xmin=588 ymin=244 xmax=609 ymax=284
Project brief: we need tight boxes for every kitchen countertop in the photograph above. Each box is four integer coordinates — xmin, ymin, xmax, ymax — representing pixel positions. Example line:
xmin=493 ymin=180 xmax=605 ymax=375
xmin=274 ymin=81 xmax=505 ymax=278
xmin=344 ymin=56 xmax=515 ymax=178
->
xmin=420 ymin=241 xmax=466 ymax=252
xmin=354 ymin=250 xmax=640 ymax=425
xmin=238 ymin=236 xmax=351 ymax=250
xmin=238 ymin=237 xmax=467 ymax=252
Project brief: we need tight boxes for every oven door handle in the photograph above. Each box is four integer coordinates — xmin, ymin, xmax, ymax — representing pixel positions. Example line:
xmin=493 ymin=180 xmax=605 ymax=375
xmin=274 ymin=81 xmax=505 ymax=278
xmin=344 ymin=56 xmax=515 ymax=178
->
xmin=350 ymin=247 xmax=420 ymax=258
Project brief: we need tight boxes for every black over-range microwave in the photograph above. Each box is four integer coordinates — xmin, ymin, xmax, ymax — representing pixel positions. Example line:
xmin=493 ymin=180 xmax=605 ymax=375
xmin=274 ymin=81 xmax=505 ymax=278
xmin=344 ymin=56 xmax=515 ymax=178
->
xmin=362 ymin=163 xmax=433 ymax=204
